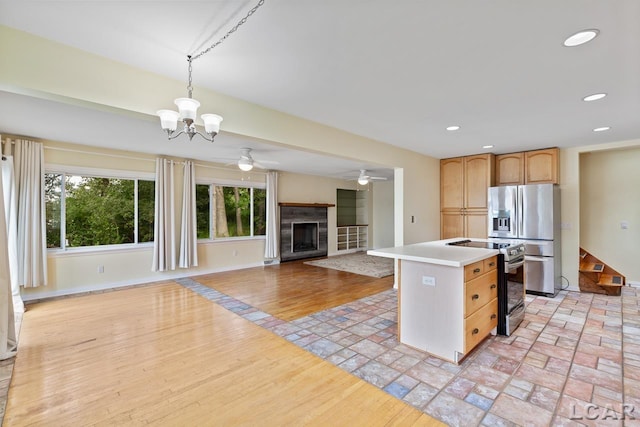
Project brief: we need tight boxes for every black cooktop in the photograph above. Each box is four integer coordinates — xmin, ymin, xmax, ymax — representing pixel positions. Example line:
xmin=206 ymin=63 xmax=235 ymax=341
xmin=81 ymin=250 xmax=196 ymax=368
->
xmin=447 ymin=239 xmax=511 ymax=250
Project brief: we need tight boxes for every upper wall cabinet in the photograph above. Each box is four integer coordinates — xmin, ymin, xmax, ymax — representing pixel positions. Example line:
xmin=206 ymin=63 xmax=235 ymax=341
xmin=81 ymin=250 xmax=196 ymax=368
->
xmin=441 ymin=154 xmax=495 ymax=239
xmin=495 ymin=147 xmax=559 ymax=185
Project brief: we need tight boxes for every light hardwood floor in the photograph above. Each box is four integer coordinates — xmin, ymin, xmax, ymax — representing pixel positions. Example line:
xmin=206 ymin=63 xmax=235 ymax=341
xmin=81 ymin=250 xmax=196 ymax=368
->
xmin=195 ymin=260 xmax=395 ymax=321
xmin=4 ymin=264 xmax=442 ymax=426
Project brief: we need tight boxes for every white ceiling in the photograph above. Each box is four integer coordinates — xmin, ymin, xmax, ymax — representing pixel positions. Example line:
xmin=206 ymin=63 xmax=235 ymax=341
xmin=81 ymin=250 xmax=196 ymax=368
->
xmin=1 ymin=0 xmax=639 ymax=178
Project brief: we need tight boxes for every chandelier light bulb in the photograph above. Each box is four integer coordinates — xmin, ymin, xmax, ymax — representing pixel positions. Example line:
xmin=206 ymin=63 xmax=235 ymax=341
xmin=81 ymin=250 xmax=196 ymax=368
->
xmin=156 ymin=110 xmax=180 ymax=132
xmin=358 ymin=177 xmax=369 ymax=185
xmin=174 ymin=98 xmax=200 ymax=121
xmin=201 ymin=114 xmax=223 ymax=134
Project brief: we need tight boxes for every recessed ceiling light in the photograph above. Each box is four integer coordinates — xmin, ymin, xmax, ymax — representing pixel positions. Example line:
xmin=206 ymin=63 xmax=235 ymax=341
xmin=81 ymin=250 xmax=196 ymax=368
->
xmin=563 ymin=29 xmax=599 ymax=47
xmin=446 ymin=125 xmax=460 ymax=131
xmin=583 ymin=93 xmax=607 ymax=102
xmin=593 ymin=126 xmax=611 ymax=132
xmin=482 ymin=145 xmax=494 ymax=149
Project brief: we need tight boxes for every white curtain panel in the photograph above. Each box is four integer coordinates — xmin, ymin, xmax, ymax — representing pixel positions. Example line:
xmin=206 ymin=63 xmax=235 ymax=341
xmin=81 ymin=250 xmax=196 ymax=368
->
xmin=1 ymin=156 xmax=22 ymax=312
xmin=0 ymin=156 xmax=17 ymax=360
xmin=152 ymin=158 xmax=176 ymax=272
xmin=178 ymin=160 xmax=198 ymax=268
xmin=13 ymin=139 xmax=47 ymax=288
xmin=264 ymin=170 xmax=279 ymax=259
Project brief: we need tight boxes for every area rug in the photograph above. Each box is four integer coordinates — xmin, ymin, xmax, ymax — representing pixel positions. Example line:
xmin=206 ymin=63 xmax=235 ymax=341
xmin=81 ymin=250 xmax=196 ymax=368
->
xmin=303 ymin=252 xmax=394 ymax=278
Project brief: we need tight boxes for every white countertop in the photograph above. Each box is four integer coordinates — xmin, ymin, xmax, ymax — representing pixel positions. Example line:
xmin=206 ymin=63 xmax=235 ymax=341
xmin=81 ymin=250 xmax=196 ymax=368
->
xmin=367 ymin=238 xmax=499 ymax=268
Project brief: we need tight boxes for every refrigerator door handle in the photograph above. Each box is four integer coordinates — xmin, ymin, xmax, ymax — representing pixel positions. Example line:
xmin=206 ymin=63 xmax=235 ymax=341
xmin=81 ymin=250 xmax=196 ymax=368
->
xmin=517 ymin=187 xmax=523 ymax=238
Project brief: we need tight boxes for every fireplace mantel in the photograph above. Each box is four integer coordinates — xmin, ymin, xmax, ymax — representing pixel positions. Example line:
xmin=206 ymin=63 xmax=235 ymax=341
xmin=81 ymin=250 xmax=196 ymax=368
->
xmin=278 ymin=202 xmax=335 ymax=207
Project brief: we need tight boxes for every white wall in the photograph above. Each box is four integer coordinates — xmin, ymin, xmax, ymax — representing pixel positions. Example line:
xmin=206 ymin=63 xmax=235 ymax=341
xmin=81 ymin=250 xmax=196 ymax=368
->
xmin=580 ymin=147 xmax=640 ymax=282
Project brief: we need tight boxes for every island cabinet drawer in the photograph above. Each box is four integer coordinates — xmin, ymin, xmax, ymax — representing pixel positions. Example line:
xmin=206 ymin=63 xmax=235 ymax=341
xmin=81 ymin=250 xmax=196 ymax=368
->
xmin=465 ymin=256 xmax=498 ymax=281
xmin=464 ymin=298 xmax=498 ymax=353
xmin=464 ymin=270 xmax=498 ymax=316
xmin=484 ymin=256 xmax=498 ymax=272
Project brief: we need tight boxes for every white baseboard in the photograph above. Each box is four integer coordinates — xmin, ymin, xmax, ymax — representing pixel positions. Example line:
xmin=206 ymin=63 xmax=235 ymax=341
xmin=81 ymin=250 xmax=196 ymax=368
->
xmin=21 ymin=261 xmax=264 ymax=302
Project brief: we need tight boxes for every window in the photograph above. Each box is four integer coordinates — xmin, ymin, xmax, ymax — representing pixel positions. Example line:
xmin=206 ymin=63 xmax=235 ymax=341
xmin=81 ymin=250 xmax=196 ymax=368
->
xmin=196 ymin=184 xmax=266 ymax=239
xmin=45 ymin=172 xmax=155 ymax=249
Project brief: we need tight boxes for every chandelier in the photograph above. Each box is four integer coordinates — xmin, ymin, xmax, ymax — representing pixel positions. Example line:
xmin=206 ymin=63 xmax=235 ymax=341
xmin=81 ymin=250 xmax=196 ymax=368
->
xmin=157 ymin=0 xmax=266 ymax=142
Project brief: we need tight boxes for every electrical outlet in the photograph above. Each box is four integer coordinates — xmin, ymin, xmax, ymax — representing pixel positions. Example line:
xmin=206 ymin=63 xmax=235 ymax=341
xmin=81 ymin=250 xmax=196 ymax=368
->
xmin=422 ymin=276 xmax=435 ymax=286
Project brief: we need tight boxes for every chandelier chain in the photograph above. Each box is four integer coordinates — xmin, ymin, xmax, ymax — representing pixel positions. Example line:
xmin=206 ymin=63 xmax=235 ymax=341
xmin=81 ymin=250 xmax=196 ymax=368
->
xmin=187 ymin=56 xmax=193 ymax=98
xmin=190 ymin=0 xmax=266 ymax=62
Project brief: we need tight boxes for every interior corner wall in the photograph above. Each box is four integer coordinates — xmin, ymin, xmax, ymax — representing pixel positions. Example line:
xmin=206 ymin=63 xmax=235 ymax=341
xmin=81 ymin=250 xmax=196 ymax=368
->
xmin=580 ymin=147 xmax=640 ymax=282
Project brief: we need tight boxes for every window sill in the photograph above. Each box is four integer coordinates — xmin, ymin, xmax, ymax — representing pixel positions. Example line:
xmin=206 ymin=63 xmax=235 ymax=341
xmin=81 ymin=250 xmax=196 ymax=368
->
xmin=47 ymin=243 xmax=154 ymax=258
xmin=197 ymin=236 xmax=266 ymax=244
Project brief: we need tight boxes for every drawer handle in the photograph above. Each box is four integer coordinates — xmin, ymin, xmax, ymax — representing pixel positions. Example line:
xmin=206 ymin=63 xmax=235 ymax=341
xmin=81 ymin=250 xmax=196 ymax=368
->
xmin=472 ymin=294 xmax=479 ymax=300
xmin=490 ymin=284 xmax=497 ymax=289
xmin=472 ymin=328 xmax=479 ymax=335
xmin=491 ymin=314 xmax=497 ymax=319
xmin=488 ymin=262 xmax=495 ymax=267
xmin=473 ymin=268 xmax=481 ymax=274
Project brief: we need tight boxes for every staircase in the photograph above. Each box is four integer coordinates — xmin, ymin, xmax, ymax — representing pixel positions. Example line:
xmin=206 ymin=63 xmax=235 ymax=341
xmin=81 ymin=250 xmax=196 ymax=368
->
xmin=579 ymin=248 xmax=625 ymax=296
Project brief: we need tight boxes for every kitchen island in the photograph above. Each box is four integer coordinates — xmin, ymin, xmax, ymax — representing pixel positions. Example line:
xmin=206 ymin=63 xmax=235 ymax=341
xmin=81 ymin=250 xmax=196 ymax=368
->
xmin=368 ymin=239 xmax=499 ymax=364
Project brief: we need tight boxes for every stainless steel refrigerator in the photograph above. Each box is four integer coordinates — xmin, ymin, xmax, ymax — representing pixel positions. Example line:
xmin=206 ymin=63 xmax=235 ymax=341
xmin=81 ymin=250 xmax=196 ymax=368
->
xmin=487 ymin=183 xmax=561 ymax=296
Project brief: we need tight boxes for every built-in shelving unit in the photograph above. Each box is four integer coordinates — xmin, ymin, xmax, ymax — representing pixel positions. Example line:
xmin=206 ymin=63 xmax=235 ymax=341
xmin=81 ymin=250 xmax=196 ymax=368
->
xmin=337 ymin=225 xmax=368 ymax=252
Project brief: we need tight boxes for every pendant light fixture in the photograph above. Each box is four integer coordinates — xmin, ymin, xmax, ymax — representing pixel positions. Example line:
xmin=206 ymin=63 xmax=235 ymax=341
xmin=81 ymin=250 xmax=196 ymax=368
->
xmin=156 ymin=0 xmax=266 ymax=142
xmin=157 ymin=56 xmax=223 ymax=142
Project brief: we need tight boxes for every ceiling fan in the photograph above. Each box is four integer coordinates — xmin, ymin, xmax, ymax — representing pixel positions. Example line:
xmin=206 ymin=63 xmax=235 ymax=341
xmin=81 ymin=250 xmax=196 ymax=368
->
xmin=234 ymin=148 xmax=278 ymax=171
xmin=351 ymin=169 xmax=388 ymax=185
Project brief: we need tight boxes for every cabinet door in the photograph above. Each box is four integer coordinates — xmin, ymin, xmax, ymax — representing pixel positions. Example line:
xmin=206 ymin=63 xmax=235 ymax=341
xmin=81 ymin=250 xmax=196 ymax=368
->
xmin=525 ymin=148 xmax=559 ymax=184
xmin=441 ymin=211 xmax=464 ymax=240
xmin=464 ymin=154 xmax=495 ymax=210
xmin=441 ymin=157 xmax=464 ymax=210
xmin=495 ymin=152 xmax=524 ymax=186
xmin=465 ymin=210 xmax=488 ymax=239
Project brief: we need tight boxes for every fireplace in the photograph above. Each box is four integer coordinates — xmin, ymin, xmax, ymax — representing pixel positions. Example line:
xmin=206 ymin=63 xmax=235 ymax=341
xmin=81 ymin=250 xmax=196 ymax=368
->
xmin=292 ymin=222 xmax=319 ymax=252
xmin=279 ymin=203 xmax=331 ymax=262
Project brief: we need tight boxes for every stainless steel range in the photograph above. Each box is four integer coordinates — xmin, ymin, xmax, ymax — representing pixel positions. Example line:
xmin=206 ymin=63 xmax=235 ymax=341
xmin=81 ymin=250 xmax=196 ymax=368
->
xmin=448 ymin=240 xmax=526 ymax=336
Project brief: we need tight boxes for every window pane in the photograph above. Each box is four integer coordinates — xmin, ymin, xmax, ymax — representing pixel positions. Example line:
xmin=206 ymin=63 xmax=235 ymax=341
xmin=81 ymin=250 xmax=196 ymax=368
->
xmin=225 ymin=186 xmax=251 ymax=237
xmin=65 ymin=176 xmax=135 ymax=247
xmin=196 ymin=184 xmax=210 ymax=239
xmin=253 ymin=188 xmax=266 ymax=236
xmin=138 ymin=180 xmax=155 ymax=243
xmin=45 ymin=173 xmax=62 ymax=248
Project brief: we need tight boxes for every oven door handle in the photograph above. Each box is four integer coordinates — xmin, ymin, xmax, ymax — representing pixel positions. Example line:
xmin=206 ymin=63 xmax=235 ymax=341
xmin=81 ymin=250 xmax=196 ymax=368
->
xmin=524 ymin=255 xmax=549 ymax=262
xmin=507 ymin=258 xmax=525 ymax=269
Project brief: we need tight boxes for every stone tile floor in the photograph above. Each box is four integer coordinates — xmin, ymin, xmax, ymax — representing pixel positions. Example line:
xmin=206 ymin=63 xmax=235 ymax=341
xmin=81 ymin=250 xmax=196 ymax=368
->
xmin=179 ymin=277 xmax=640 ymax=426
xmin=3 ymin=280 xmax=639 ymax=426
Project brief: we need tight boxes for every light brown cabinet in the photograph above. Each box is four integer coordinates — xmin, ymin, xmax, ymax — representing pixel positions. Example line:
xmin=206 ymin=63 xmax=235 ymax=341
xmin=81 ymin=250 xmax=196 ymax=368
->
xmin=495 ymin=148 xmax=559 ymax=185
xmin=463 ymin=255 xmax=498 ymax=353
xmin=440 ymin=154 xmax=495 ymax=239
